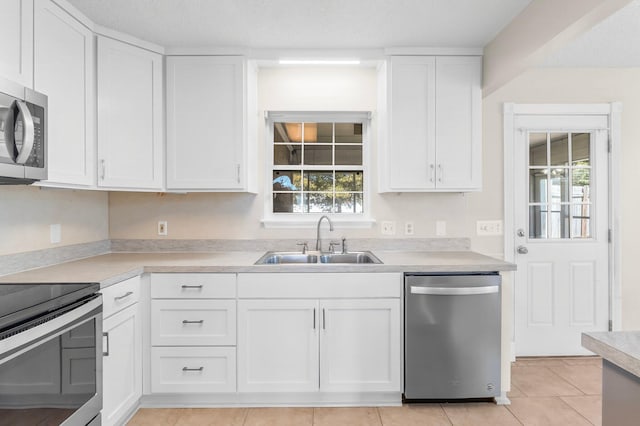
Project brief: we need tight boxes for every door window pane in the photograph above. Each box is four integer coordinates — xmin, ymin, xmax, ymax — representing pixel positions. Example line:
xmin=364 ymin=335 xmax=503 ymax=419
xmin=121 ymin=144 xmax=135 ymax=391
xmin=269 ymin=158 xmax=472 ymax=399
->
xmin=529 ymin=205 xmax=548 ymax=239
xmin=529 ymin=133 xmax=547 ymax=166
xmin=550 ymin=133 xmax=569 ymax=166
xmin=572 ymin=133 xmax=590 ymax=165
xmin=527 ymin=131 xmax=594 ymax=240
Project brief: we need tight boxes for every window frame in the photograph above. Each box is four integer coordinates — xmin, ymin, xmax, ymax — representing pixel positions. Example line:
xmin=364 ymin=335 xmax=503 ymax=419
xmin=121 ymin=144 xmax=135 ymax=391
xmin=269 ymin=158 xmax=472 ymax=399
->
xmin=262 ymin=111 xmax=374 ymax=228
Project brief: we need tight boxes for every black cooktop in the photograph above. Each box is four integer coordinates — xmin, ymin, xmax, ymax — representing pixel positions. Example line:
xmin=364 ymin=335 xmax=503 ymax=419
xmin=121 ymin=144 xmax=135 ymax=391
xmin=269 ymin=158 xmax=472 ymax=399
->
xmin=0 ymin=282 xmax=100 ymax=334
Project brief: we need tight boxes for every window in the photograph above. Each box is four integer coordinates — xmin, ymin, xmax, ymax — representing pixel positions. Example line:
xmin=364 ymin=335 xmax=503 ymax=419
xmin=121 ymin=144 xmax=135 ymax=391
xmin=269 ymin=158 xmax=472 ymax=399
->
xmin=264 ymin=112 xmax=371 ymax=226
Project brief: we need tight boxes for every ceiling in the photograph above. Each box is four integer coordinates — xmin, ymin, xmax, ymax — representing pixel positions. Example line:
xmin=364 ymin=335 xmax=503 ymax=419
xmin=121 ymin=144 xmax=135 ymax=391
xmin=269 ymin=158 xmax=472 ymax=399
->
xmin=542 ymin=0 xmax=640 ymax=67
xmin=65 ymin=0 xmax=532 ymax=49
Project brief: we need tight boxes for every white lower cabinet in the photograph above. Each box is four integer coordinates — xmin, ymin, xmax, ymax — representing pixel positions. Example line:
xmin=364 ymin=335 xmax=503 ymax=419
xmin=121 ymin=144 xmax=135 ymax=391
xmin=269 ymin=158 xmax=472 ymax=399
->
xmin=102 ymin=277 xmax=142 ymax=426
xmin=150 ymin=347 xmax=236 ymax=393
xmin=149 ymin=273 xmax=237 ymax=394
xmin=237 ymin=273 xmax=402 ymax=395
xmin=237 ymin=299 xmax=319 ymax=393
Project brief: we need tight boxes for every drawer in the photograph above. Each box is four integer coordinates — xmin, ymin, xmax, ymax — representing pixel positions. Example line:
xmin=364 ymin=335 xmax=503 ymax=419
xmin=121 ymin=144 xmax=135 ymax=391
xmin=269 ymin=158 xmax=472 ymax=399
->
xmin=102 ymin=276 xmax=140 ymax=318
xmin=151 ymin=273 xmax=236 ymax=299
xmin=151 ymin=300 xmax=236 ymax=346
xmin=151 ymin=347 xmax=236 ymax=393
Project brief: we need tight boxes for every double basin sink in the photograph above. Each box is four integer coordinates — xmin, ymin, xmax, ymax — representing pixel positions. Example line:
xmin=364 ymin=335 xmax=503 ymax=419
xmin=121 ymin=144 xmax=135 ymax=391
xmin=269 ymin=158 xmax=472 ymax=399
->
xmin=255 ymin=251 xmax=382 ymax=265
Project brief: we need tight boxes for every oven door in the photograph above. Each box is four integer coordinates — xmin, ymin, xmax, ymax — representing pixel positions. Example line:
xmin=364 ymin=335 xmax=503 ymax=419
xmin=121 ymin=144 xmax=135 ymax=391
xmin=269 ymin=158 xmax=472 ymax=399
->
xmin=0 ymin=296 xmax=102 ymax=426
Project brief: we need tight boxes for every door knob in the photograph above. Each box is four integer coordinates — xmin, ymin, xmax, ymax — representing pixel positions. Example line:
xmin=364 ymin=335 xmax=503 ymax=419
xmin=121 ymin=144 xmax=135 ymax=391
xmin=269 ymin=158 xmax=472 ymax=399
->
xmin=517 ymin=245 xmax=528 ymax=254
xmin=517 ymin=229 xmax=525 ymax=237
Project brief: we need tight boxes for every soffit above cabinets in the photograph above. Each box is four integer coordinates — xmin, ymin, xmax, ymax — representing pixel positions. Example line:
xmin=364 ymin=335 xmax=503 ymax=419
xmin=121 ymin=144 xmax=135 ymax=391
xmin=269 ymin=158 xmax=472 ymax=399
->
xmin=64 ymin=0 xmax=531 ymax=49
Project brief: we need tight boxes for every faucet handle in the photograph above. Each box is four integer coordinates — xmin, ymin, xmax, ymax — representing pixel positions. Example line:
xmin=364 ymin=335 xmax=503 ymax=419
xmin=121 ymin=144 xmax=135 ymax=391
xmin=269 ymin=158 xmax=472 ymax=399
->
xmin=328 ymin=241 xmax=340 ymax=254
xmin=341 ymin=237 xmax=347 ymax=254
xmin=296 ymin=241 xmax=308 ymax=254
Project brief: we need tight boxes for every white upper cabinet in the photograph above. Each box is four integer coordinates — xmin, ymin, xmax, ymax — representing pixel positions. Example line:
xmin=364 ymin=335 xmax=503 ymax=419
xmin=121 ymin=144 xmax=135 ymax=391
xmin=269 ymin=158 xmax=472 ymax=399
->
xmin=0 ymin=0 xmax=33 ymax=87
xmin=34 ymin=0 xmax=95 ymax=187
xmin=97 ymin=36 xmax=163 ymax=190
xmin=380 ymin=55 xmax=482 ymax=192
xmin=166 ymin=56 xmax=256 ymax=191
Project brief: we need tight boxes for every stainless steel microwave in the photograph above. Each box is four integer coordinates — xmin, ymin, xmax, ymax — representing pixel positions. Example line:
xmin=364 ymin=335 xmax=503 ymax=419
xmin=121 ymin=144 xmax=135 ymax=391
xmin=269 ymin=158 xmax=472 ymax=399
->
xmin=0 ymin=77 xmax=47 ymax=184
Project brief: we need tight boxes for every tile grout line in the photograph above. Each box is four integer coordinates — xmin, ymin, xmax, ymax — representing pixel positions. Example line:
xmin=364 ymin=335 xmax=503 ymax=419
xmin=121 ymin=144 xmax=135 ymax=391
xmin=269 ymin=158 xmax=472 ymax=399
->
xmin=241 ymin=407 xmax=250 ymax=425
xmin=375 ymin=407 xmax=383 ymax=425
xmin=545 ymin=365 xmax=588 ymax=396
xmin=503 ymin=401 xmax=527 ymax=426
xmin=438 ymin=403 xmax=454 ymax=426
xmin=559 ymin=396 xmax=600 ymax=426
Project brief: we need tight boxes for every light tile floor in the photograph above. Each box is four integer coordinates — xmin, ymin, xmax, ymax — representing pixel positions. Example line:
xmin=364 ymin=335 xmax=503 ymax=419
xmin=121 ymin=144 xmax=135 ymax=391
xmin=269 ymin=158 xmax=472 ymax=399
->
xmin=127 ymin=357 xmax=602 ymax=426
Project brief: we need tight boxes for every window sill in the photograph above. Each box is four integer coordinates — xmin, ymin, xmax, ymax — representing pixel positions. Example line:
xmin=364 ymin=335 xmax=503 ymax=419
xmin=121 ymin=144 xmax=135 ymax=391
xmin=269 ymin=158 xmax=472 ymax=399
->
xmin=261 ymin=216 xmax=375 ymax=229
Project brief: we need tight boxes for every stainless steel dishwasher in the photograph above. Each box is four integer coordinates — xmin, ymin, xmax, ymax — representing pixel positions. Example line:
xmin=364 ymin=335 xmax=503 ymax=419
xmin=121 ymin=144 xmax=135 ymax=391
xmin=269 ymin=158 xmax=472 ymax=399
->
xmin=404 ymin=273 xmax=501 ymax=400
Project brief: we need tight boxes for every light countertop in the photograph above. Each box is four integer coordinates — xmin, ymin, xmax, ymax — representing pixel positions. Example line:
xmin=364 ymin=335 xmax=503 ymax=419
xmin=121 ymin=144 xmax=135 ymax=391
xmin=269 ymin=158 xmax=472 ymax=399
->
xmin=0 ymin=250 xmax=515 ymax=288
xmin=583 ymin=331 xmax=640 ymax=377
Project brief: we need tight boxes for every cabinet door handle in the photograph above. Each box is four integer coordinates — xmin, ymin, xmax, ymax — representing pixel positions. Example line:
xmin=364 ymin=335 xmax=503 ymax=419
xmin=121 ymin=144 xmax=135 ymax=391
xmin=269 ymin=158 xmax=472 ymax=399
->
xmin=236 ymin=164 xmax=241 ymax=183
xmin=429 ymin=164 xmax=435 ymax=183
xmin=181 ymin=285 xmax=203 ymax=290
xmin=102 ymin=332 xmax=109 ymax=356
xmin=114 ymin=291 xmax=133 ymax=301
xmin=438 ymin=164 xmax=443 ymax=183
xmin=182 ymin=367 xmax=204 ymax=372
xmin=313 ymin=308 xmax=316 ymax=330
xmin=322 ymin=308 xmax=326 ymax=330
xmin=182 ymin=319 xmax=204 ymax=324
xmin=100 ymin=159 xmax=106 ymax=180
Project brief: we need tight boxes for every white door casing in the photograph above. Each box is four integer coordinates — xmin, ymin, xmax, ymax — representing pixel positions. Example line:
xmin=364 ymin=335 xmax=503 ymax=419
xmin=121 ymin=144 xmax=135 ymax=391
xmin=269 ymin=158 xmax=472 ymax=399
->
xmin=504 ymin=103 xmax=620 ymax=356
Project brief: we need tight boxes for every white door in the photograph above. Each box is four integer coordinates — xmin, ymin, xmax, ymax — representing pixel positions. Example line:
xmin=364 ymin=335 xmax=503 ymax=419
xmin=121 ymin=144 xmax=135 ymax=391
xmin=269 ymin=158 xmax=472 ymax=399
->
xmin=511 ymin=109 xmax=610 ymax=355
xmin=237 ymin=299 xmax=319 ymax=392
xmin=319 ymin=299 xmax=401 ymax=392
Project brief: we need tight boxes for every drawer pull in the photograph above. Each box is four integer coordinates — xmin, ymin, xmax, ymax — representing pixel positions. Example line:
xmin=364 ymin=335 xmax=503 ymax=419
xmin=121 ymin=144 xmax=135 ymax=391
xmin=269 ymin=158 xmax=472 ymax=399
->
xmin=114 ymin=291 xmax=133 ymax=301
xmin=182 ymin=367 xmax=204 ymax=372
xmin=182 ymin=320 xmax=204 ymax=325
xmin=181 ymin=285 xmax=203 ymax=290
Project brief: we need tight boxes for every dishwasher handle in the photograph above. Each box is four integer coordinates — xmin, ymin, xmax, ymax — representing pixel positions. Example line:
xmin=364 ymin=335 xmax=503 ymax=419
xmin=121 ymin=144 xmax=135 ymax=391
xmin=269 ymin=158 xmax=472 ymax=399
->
xmin=410 ymin=285 xmax=499 ymax=296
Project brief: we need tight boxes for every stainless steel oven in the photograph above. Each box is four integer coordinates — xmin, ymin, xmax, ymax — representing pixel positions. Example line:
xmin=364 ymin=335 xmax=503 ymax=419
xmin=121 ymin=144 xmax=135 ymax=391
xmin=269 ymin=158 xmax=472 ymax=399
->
xmin=0 ymin=283 xmax=102 ymax=425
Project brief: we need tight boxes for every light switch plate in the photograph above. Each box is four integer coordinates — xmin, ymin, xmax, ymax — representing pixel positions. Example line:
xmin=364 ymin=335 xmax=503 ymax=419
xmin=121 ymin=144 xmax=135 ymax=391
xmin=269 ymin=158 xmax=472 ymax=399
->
xmin=158 ymin=221 xmax=168 ymax=236
xmin=477 ymin=220 xmax=503 ymax=236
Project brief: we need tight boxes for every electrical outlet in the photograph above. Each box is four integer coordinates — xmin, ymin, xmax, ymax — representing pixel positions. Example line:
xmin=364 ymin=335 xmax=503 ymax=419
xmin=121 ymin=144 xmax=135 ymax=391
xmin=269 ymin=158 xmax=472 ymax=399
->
xmin=436 ymin=221 xmax=447 ymax=236
xmin=477 ymin=220 xmax=503 ymax=236
xmin=158 ymin=221 xmax=168 ymax=236
xmin=405 ymin=222 xmax=414 ymax=235
xmin=50 ymin=224 xmax=61 ymax=244
xmin=381 ymin=221 xmax=396 ymax=235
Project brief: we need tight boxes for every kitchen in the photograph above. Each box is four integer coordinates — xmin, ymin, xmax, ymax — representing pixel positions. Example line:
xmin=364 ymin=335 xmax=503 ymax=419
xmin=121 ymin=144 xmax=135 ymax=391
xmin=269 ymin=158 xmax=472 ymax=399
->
xmin=1 ymin=0 xmax=640 ymax=425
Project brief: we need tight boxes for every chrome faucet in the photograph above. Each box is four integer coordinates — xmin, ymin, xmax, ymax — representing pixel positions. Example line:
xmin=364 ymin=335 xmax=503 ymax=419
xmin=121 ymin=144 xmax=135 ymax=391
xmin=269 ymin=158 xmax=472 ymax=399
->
xmin=315 ymin=215 xmax=334 ymax=252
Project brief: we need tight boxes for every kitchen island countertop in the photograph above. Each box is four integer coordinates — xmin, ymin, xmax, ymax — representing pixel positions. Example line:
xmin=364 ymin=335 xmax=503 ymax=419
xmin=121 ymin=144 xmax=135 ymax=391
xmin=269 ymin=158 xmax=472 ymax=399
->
xmin=583 ymin=331 xmax=640 ymax=378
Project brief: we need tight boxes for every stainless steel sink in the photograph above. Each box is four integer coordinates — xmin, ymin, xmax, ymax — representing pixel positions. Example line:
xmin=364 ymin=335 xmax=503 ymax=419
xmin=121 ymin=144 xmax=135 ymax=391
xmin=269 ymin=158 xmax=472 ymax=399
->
xmin=254 ymin=251 xmax=382 ymax=265
xmin=320 ymin=252 xmax=382 ymax=264
xmin=255 ymin=252 xmax=319 ymax=264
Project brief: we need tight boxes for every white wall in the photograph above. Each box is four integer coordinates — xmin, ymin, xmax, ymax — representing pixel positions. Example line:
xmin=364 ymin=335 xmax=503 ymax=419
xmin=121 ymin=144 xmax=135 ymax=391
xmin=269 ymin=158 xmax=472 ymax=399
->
xmin=110 ymin=65 xmax=505 ymax=256
xmin=0 ymin=186 xmax=109 ymax=255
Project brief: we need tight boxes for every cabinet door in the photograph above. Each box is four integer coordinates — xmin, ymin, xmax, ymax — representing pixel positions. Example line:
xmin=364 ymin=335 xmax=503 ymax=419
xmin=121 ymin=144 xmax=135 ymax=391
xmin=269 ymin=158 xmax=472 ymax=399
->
xmin=435 ymin=56 xmax=482 ymax=190
xmin=35 ymin=0 xmax=95 ymax=186
xmin=97 ymin=36 xmax=163 ymax=190
xmin=166 ymin=56 xmax=245 ymax=190
xmin=320 ymin=299 xmax=401 ymax=392
xmin=386 ymin=56 xmax=436 ymax=190
xmin=0 ymin=0 xmax=33 ymax=87
xmin=237 ymin=299 xmax=319 ymax=392
xmin=103 ymin=304 xmax=142 ymax=426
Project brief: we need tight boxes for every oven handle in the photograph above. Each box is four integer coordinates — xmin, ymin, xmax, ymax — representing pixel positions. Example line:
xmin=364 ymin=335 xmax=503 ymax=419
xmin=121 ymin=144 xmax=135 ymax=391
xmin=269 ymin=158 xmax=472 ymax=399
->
xmin=0 ymin=296 xmax=102 ymax=363
xmin=14 ymin=100 xmax=35 ymax=164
